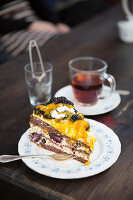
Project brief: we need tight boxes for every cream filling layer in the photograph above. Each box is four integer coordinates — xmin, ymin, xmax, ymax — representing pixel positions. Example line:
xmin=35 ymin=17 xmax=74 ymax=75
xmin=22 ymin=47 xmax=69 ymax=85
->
xmin=29 ymin=126 xmax=90 ymax=160
xmin=30 ymin=125 xmax=91 ymax=152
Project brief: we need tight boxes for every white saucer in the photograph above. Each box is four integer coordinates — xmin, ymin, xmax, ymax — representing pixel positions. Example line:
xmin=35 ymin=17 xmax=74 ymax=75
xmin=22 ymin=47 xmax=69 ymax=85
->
xmin=54 ymin=85 xmax=121 ymax=115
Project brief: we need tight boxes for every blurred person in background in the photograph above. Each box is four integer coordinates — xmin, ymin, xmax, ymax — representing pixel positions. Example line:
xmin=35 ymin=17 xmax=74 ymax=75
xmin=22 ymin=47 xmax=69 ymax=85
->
xmin=0 ymin=0 xmax=118 ymax=64
xmin=0 ymin=0 xmax=71 ymax=63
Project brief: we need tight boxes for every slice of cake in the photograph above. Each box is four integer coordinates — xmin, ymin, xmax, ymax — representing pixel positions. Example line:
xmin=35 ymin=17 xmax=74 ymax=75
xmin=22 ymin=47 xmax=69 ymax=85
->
xmin=29 ymin=97 xmax=96 ymax=165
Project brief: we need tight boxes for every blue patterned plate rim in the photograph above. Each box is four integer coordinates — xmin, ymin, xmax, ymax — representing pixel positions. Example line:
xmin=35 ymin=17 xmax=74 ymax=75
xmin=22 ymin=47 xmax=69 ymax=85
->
xmin=18 ymin=119 xmax=121 ymax=179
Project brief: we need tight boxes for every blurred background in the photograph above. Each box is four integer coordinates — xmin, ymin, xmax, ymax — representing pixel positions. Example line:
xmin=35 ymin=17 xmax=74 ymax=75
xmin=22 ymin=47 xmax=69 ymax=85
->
xmin=0 ymin=0 xmax=120 ymax=64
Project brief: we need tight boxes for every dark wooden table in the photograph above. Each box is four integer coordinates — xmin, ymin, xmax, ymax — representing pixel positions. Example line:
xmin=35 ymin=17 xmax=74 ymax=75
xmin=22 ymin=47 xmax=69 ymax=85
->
xmin=0 ymin=5 xmax=133 ymax=200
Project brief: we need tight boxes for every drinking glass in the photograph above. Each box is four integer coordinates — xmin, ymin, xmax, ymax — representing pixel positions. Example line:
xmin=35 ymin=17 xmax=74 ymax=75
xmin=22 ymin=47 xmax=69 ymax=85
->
xmin=69 ymin=57 xmax=116 ymax=106
xmin=24 ymin=62 xmax=53 ymax=106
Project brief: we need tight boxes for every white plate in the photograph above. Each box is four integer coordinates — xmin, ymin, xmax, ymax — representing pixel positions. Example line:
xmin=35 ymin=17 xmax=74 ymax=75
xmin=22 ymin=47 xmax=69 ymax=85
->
xmin=54 ymin=85 xmax=121 ymax=115
xmin=18 ymin=119 xmax=121 ymax=179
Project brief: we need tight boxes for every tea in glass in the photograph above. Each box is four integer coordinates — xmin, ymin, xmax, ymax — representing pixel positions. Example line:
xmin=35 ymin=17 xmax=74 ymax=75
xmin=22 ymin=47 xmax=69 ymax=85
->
xmin=71 ymin=73 xmax=103 ymax=105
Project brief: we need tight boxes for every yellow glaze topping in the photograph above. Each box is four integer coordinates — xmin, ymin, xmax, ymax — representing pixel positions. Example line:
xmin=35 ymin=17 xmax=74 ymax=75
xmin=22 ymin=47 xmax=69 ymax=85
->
xmin=85 ymin=160 xmax=90 ymax=166
xmin=33 ymin=103 xmax=96 ymax=151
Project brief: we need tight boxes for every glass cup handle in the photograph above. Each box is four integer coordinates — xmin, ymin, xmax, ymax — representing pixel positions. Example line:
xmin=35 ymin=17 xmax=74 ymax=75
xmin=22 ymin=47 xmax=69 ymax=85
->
xmin=99 ymin=72 xmax=116 ymax=99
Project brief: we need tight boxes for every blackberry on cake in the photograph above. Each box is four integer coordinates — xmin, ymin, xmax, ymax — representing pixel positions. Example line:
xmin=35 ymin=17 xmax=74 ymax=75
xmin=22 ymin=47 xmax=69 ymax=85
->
xmin=46 ymin=96 xmax=74 ymax=106
xmin=70 ymin=114 xmax=82 ymax=122
xmin=29 ymin=96 xmax=96 ymax=165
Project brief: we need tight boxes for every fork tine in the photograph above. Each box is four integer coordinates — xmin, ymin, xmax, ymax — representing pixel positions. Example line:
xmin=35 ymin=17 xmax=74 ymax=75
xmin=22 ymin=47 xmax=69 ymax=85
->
xmin=50 ymin=153 xmax=74 ymax=161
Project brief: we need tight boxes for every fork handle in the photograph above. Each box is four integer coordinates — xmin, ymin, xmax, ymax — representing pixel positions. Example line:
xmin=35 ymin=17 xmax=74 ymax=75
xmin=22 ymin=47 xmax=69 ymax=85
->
xmin=0 ymin=154 xmax=47 ymax=163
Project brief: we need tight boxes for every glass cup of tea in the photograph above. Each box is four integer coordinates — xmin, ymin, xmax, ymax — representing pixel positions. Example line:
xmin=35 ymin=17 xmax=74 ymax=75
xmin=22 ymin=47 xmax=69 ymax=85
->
xmin=68 ymin=57 xmax=116 ymax=106
xmin=24 ymin=62 xmax=53 ymax=107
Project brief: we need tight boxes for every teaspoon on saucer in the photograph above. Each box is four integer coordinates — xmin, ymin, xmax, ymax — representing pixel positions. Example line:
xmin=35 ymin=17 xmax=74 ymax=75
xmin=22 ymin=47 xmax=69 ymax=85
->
xmin=116 ymin=90 xmax=130 ymax=96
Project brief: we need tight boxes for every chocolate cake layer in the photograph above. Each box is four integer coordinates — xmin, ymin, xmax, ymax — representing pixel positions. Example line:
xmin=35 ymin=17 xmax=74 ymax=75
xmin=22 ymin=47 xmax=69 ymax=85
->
xmin=30 ymin=115 xmax=60 ymax=134
xmin=30 ymin=116 xmax=92 ymax=151
xmin=29 ymin=125 xmax=91 ymax=160
xmin=30 ymin=132 xmax=88 ymax=164
xmin=32 ymin=139 xmax=88 ymax=164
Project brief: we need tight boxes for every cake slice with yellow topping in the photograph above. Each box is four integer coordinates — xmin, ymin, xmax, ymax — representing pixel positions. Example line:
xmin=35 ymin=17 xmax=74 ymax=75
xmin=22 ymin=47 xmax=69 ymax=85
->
xmin=29 ymin=97 xmax=96 ymax=165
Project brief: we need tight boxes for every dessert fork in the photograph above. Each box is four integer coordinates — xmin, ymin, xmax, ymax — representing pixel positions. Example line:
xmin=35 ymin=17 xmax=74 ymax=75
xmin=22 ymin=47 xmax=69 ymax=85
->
xmin=0 ymin=153 xmax=74 ymax=163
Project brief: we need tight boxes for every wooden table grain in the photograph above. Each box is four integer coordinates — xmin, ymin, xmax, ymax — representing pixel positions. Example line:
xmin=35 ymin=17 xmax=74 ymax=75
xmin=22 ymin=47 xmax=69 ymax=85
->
xmin=0 ymin=5 xmax=133 ymax=200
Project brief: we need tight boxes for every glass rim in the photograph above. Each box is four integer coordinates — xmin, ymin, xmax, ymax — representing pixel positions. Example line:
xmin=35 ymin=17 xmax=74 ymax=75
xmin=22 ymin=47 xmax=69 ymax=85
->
xmin=24 ymin=62 xmax=53 ymax=74
xmin=68 ymin=56 xmax=108 ymax=73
